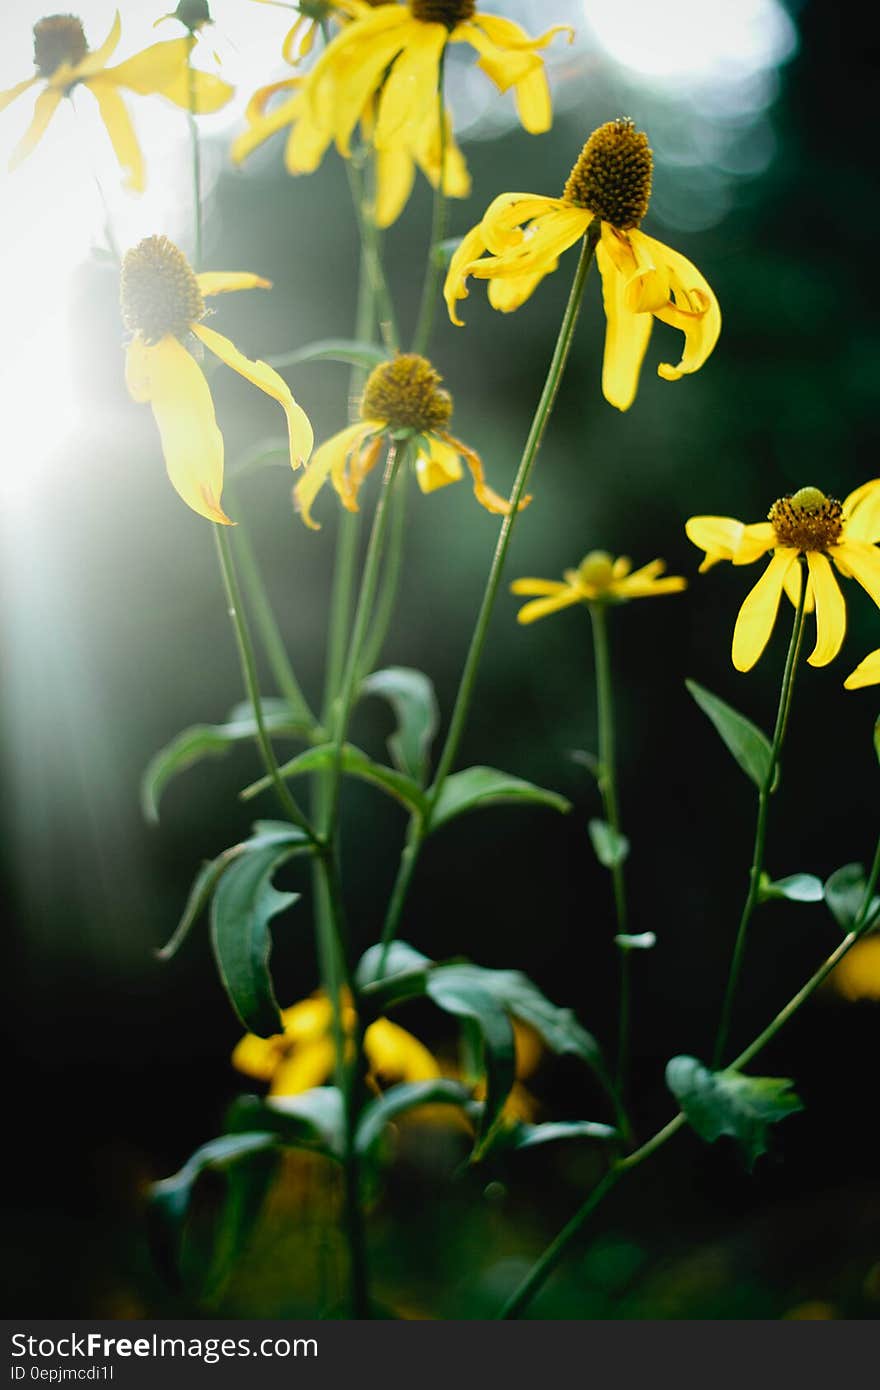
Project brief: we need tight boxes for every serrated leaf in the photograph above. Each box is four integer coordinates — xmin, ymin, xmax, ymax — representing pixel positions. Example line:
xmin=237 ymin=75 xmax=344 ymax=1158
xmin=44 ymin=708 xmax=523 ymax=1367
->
xmin=492 ymin=1118 xmax=618 ymax=1154
xmin=759 ymin=872 xmax=824 ymax=905
xmin=666 ymin=1055 xmax=803 ymax=1170
xmin=588 ymin=818 xmax=630 ymax=869
xmin=429 ymin=766 xmax=570 ymax=831
xmin=615 ymin=932 xmax=656 ymax=950
xmin=686 ymin=679 xmax=772 ymax=789
xmin=424 ymin=977 xmax=516 ymax=1159
xmin=825 ymin=863 xmax=880 ymax=932
xmin=360 ymin=667 xmax=439 ymax=786
xmin=267 ymin=338 xmax=390 ymax=372
xmin=356 ymin=1080 xmax=472 ymax=1158
xmin=210 ymin=845 xmax=300 ymax=1036
xmin=242 ymin=743 xmax=427 ymax=817
xmin=142 ymin=701 xmax=310 ymax=823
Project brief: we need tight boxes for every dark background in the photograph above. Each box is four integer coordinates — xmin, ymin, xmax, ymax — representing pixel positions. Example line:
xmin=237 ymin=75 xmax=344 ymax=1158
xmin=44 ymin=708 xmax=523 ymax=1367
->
xmin=2 ymin=0 xmax=879 ymax=1318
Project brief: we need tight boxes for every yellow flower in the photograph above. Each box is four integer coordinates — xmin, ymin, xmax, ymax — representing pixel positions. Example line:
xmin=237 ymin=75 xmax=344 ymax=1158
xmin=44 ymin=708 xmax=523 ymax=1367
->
xmin=512 ymin=551 xmax=687 ymax=624
xmin=686 ymin=481 xmax=880 ymax=673
xmin=231 ymin=71 xmax=470 ymax=229
xmin=121 ymin=235 xmax=313 ymax=525
xmin=248 ymin=0 xmax=367 ymax=66
xmin=830 ymin=938 xmax=880 ymax=1002
xmin=444 ymin=118 xmax=721 ymax=411
xmin=294 ymin=352 xmax=522 ymax=528
xmin=0 ymin=12 xmax=233 ymax=192
xmin=845 ymin=649 xmax=880 ymax=690
xmin=232 ymin=990 xmax=441 ymax=1096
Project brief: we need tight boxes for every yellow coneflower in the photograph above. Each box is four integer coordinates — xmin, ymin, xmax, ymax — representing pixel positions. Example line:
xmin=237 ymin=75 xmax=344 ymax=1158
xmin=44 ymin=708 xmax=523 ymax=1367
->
xmin=511 ymin=551 xmax=687 ymax=624
xmin=294 ymin=352 xmax=521 ymax=528
xmin=248 ymin=0 xmax=367 ymax=65
xmin=845 ymin=649 xmax=880 ymax=690
xmin=232 ymin=989 xmax=441 ymax=1096
xmin=0 ymin=12 xmax=232 ymax=192
xmin=444 ymin=118 xmax=721 ymax=412
xmin=121 ymin=235 xmax=313 ymax=524
xmin=687 ymin=481 xmax=880 ymax=672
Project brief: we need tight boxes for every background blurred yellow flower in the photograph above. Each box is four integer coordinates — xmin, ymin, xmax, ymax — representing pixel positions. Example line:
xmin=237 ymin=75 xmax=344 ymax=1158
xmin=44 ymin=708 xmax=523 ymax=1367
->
xmin=845 ymin=649 xmax=880 ymax=690
xmin=512 ymin=551 xmax=686 ymax=624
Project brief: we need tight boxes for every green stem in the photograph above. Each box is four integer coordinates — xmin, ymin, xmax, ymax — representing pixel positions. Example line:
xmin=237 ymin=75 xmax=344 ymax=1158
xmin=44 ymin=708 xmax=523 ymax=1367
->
xmin=346 ymin=157 xmax=399 ymax=353
xmin=412 ymin=46 xmax=448 ymax=356
xmin=188 ymin=62 xmax=203 ymax=269
xmin=379 ymin=229 xmax=599 ymax=960
xmin=499 ymin=829 xmax=880 ymax=1319
xmin=588 ymin=602 xmax=633 ymax=1134
xmin=213 ymin=526 xmax=315 ymax=838
xmin=713 ymin=577 xmax=808 ymax=1066
xmin=358 ymin=465 xmax=409 ymax=679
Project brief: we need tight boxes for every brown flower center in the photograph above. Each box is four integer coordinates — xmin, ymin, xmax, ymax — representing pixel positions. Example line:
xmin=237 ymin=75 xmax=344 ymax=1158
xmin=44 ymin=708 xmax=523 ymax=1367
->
xmin=563 ymin=118 xmax=653 ymax=229
xmin=361 ymin=354 xmax=453 ymax=433
xmin=769 ymin=487 xmax=843 ymax=552
xmin=33 ymin=15 xmax=87 ymax=77
xmin=120 ymin=236 xmax=205 ymax=345
xmin=410 ymin=0 xmax=476 ymax=28
xmin=172 ymin=0 xmax=212 ymax=31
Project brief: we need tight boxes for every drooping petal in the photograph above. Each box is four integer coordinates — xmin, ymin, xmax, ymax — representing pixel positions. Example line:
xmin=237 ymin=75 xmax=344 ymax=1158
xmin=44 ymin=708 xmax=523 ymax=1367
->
xmin=444 ymin=222 xmax=489 ymax=326
xmin=782 ymin=558 xmax=815 ymax=613
xmin=844 ymin=649 xmax=880 ymax=690
xmin=8 ymin=86 xmax=63 ymax=170
xmin=192 ymin=323 xmax=313 ymax=471
xmin=71 ymin=12 xmax=123 ymax=79
xmin=481 ymin=191 xmax=566 ymax=255
xmin=843 ymin=478 xmax=880 ymax=542
xmin=364 ymin=1018 xmax=440 ymax=1083
xmin=832 ymin=540 xmax=880 ymax=609
xmin=596 ymin=237 xmax=653 ymax=412
xmin=411 ymin=106 xmax=470 ymax=201
xmin=685 ymin=515 xmax=745 ymax=571
xmin=805 ymin=551 xmax=846 ymax=667
xmin=374 ymin=142 xmax=416 ymax=229
xmin=281 ymin=16 xmax=307 ymax=64
xmin=294 ymin=420 xmax=379 ymax=530
xmin=231 ymin=86 xmax=301 ymax=164
xmin=515 ymin=589 xmax=583 ymax=624
xmin=0 ymin=76 xmax=37 ymax=114
xmin=414 ymin=436 xmax=463 ymax=494
xmin=196 ymin=271 xmax=272 ymax=296
xmin=456 ymin=13 xmax=571 ymax=128
xmin=87 ymin=80 xmax=144 ymax=192
xmin=488 ymin=262 xmax=557 ymax=312
xmin=102 ymin=38 xmax=233 ymax=112
xmin=230 ymin=1031 xmax=284 ymax=1082
xmin=374 ymin=21 xmax=447 ymax=149
xmin=610 ymin=228 xmax=670 ymax=314
xmin=460 ymin=14 xmax=574 ymax=55
xmin=468 ymin=208 xmax=588 ymax=281
xmin=733 ymin=522 xmax=776 ymax=566
xmin=126 ymin=334 xmax=231 ymax=525
xmin=732 ymin=548 xmax=797 ymax=672
xmin=442 ymin=432 xmax=528 ymax=516
xmin=307 ymin=13 xmax=410 ymax=157
xmin=270 ymin=1038 xmax=336 ymax=1096
xmin=642 ymin=233 xmax=721 ymax=383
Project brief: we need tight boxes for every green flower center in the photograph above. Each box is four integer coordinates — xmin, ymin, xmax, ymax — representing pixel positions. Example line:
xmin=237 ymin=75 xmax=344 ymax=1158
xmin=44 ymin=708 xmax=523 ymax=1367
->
xmin=769 ymin=486 xmax=843 ymax=552
xmin=361 ymin=354 xmax=453 ymax=433
xmin=33 ymin=15 xmax=87 ymax=77
xmin=564 ymin=118 xmax=653 ymax=229
xmin=409 ymin=0 xmax=476 ymax=28
xmin=120 ymin=236 xmax=205 ymax=345
xmin=577 ymin=551 xmax=616 ymax=589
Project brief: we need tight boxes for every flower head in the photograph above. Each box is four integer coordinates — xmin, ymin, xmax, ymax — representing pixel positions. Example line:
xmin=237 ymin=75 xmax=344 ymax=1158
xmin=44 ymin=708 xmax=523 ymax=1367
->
xmin=844 ymin=649 xmax=880 ymax=690
xmin=233 ymin=0 xmax=569 ymax=225
xmin=687 ymin=480 xmax=880 ymax=672
xmin=444 ymin=118 xmax=721 ymax=412
xmin=512 ymin=550 xmax=686 ymax=624
xmin=122 ymin=235 xmax=313 ymax=524
xmin=0 ymin=11 xmax=233 ymax=191
xmin=294 ymin=351 xmax=523 ymax=528
xmin=232 ymin=990 xmax=441 ymax=1096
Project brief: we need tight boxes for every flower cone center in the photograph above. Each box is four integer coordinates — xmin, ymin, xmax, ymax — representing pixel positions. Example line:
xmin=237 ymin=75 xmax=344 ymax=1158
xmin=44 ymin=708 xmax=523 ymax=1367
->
xmin=410 ymin=0 xmax=476 ymax=28
xmin=362 ymin=354 xmax=453 ymax=433
xmin=578 ymin=551 xmax=615 ymax=589
xmin=564 ymin=118 xmax=653 ymax=229
xmin=34 ymin=15 xmax=88 ymax=76
xmin=769 ymin=486 xmax=843 ymax=552
xmin=120 ymin=236 xmax=205 ymax=345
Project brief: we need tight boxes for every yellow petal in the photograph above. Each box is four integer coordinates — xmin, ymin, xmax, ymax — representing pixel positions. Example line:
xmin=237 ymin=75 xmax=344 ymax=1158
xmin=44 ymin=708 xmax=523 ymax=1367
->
xmin=73 ymin=12 xmax=123 ymax=79
xmin=8 ymin=86 xmax=63 ymax=170
xmin=374 ymin=143 xmax=416 ymax=229
xmin=444 ymin=433 xmax=527 ymax=517
xmin=0 ymin=76 xmax=37 ymax=115
xmin=196 ymin=271 xmax=272 ymax=296
xmin=516 ymin=589 xmax=583 ymax=624
xmin=102 ymin=38 xmax=233 ymax=112
xmin=374 ymin=22 xmax=447 ymax=149
xmin=281 ymin=17 xmax=306 ymax=64
xmin=461 ymin=14 xmax=574 ymax=55
xmin=270 ymin=1038 xmax=336 ymax=1096
xmin=280 ymin=994 xmax=336 ymax=1042
xmin=469 ymin=208 xmax=587 ymax=281
xmin=782 ymin=557 xmax=815 ymax=614
xmin=685 ymin=515 xmax=744 ymax=571
xmin=843 ymin=478 xmax=880 ymax=543
xmin=733 ymin=522 xmax=776 ymax=566
xmin=512 ymin=65 xmax=552 ymax=134
xmin=231 ymin=82 xmax=301 ymax=164
xmin=642 ymin=233 xmax=721 ymax=383
xmin=829 ymin=937 xmax=880 ymax=1000
xmin=488 ymin=263 xmax=557 ymax=313
xmin=192 ymin=323 xmax=313 ymax=471
xmin=805 ymin=552 xmax=846 ymax=667
xmin=294 ymin=421 xmax=378 ymax=529
xmin=364 ymin=1018 xmax=440 ymax=1083
xmin=284 ymin=105 xmax=333 ymax=174
xmin=307 ymin=15 xmax=410 ymax=157
xmin=510 ymin=578 xmax=568 ymax=597
xmin=444 ymin=222 xmax=488 ymax=326
xmin=732 ymin=548 xmax=797 ymax=672
xmin=844 ymin=649 xmax=880 ymax=690
xmin=414 ymin=436 xmax=463 ymax=494
xmin=615 ymin=559 xmax=687 ymax=599
xmin=88 ymin=80 xmax=145 ymax=192
xmin=832 ymin=540 xmax=880 ymax=609
xmin=127 ymin=335 xmax=231 ymax=525
xmin=481 ymin=191 xmax=565 ymax=255
xmin=457 ymin=19 xmax=545 ymax=94
xmin=231 ymin=1031 xmax=284 ymax=1081
xmin=411 ymin=106 xmax=470 ymax=201
xmin=596 ymin=237 xmax=652 ymax=412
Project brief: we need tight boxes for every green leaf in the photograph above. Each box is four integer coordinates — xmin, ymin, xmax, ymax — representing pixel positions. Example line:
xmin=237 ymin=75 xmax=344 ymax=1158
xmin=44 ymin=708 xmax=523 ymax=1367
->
xmin=242 ymin=743 xmax=427 ymax=817
xmin=424 ymin=977 xmax=516 ymax=1159
xmin=615 ymin=932 xmax=656 ymax=951
xmin=226 ymin=1089 xmax=346 ymax=1161
xmin=267 ymin=338 xmax=390 ymax=372
xmin=356 ymin=941 xmax=432 ymax=995
xmin=666 ymin=1055 xmax=803 ymax=1170
xmin=759 ymin=872 xmax=825 ymax=905
xmin=492 ymin=1118 xmax=618 ymax=1154
xmin=685 ymin=679 xmax=772 ymax=789
xmin=570 ymin=749 xmax=600 ymax=781
xmin=588 ymin=818 xmax=630 ymax=869
xmin=229 ymin=437 xmax=289 ymax=478
xmin=432 ymin=236 xmax=464 ymax=268
xmin=429 ymin=766 xmax=570 ymax=831
xmin=360 ymin=667 xmax=439 ymax=786
xmin=356 ymin=1080 xmax=472 ymax=1158
xmin=210 ymin=845 xmax=300 ymax=1036
xmin=824 ymin=863 xmax=880 ymax=932
xmin=142 ymin=701 xmax=310 ymax=823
